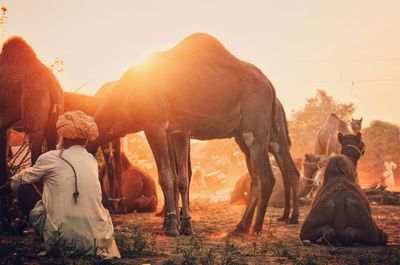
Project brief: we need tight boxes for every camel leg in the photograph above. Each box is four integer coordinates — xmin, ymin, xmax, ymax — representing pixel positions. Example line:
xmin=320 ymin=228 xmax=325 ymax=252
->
xmin=170 ymin=131 xmax=192 ymax=235
xmin=101 ymin=142 xmax=117 ymax=212
xmin=0 ymin=129 xmax=8 ymax=184
xmin=272 ymin=147 xmax=300 ymax=224
xmin=28 ymin=130 xmax=46 ymax=166
xmin=145 ymin=125 xmax=179 ymax=236
xmin=232 ymin=134 xmax=259 ymax=234
xmin=111 ymin=139 xmax=127 ymax=213
xmin=290 ymin=180 xmax=300 ymax=224
xmin=274 ymin=153 xmax=290 ymax=222
xmin=253 ymin=137 xmax=275 ymax=234
xmin=0 ymin=129 xmax=12 ymax=232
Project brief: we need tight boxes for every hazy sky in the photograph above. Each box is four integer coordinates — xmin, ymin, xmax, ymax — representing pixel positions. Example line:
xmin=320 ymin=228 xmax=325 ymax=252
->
xmin=2 ymin=0 xmax=400 ymax=125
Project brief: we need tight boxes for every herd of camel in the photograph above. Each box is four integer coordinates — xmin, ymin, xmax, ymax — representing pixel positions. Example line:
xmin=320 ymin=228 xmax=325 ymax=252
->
xmin=0 ymin=33 xmax=387 ymax=245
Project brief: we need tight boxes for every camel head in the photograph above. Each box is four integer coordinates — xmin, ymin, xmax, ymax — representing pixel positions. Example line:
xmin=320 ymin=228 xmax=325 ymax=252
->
xmin=350 ymin=117 xmax=363 ymax=134
xmin=303 ymin=154 xmax=325 ymax=180
xmin=338 ymin=132 xmax=365 ymax=167
xmin=86 ymin=78 xmax=133 ymax=155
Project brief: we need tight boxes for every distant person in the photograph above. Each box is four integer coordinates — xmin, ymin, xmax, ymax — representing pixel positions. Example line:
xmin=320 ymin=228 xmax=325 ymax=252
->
xmin=382 ymin=159 xmax=397 ymax=188
xmin=0 ymin=111 xmax=120 ymax=258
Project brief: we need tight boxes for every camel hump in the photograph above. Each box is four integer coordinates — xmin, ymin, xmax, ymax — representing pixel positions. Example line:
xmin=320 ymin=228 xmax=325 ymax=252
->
xmin=1 ymin=36 xmax=37 ymax=60
xmin=166 ymin=32 xmax=234 ymax=59
xmin=327 ymin=113 xmax=340 ymax=122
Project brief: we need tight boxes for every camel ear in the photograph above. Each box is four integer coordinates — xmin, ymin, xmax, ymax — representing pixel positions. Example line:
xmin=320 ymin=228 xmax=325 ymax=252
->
xmin=360 ymin=117 xmax=363 ymax=122
xmin=338 ymin=132 xmax=344 ymax=144
xmin=351 ymin=118 xmax=354 ymax=122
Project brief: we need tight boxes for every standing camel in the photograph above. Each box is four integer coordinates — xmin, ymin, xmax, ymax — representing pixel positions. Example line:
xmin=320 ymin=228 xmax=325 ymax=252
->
xmin=0 ymin=36 xmax=63 ymax=184
xmin=0 ymin=37 xmax=63 ymax=231
xmin=350 ymin=117 xmax=363 ymax=134
xmin=314 ymin=113 xmax=351 ymax=156
xmin=87 ymin=33 xmax=277 ymax=236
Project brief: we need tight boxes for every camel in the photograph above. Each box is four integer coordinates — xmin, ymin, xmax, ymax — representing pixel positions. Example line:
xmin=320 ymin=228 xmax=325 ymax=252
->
xmin=297 ymin=153 xmax=329 ymax=199
xmin=300 ymin=155 xmax=387 ymax=245
xmin=100 ymin=152 xmax=157 ymax=212
xmin=350 ymin=117 xmax=363 ymax=134
xmin=0 ymin=37 xmax=63 ymax=184
xmin=314 ymin=114 xmax=351 ymax=156
xmin=230 ymin=98 xmax=300 ymax=223
xmin=87 ymin=33 xmax=277 ymax=236
xmin=299 ymin=132 xmax=364 ymax=200
xmin=0 ymin=37 xmax=63 ymax=232
xmin=300 ymin=132 xmax=388 ymax=245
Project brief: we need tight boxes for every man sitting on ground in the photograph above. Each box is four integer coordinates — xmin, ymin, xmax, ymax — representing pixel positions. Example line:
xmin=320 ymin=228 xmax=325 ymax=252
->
xmin=0 ymin=110 xmax=120 ymax=258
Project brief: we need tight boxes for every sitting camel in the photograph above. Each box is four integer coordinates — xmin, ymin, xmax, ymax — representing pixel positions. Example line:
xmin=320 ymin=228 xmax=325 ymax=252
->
xmin=300 ymin=132 xmax=387 ymax=245
xmin=297 ymin=153 xmax=329 ymax=200
xmin=231 ymin=158 xmax=302 ymax=208
xmin=99 ymin=152 xmax=158 ymax=212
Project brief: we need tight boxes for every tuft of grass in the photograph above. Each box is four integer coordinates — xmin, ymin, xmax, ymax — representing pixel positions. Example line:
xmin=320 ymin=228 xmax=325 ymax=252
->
xmin=162 ymin=259 xmax=178 ymax=265
xmin=115 ymin=224 xmax=158 ymax=257
xmin=177 ymin=236 xmax=216 ymax=265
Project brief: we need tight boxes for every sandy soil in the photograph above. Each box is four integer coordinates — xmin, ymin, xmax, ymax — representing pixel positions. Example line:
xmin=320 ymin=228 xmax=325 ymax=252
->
xmin=1 ymin=200 xmax=399 ymax=264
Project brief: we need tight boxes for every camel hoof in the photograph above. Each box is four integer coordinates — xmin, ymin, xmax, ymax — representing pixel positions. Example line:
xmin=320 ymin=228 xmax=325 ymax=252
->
xmin=164 ymin=214 xmax=179 ymax=237
xmin=165 ymin=227 xmax=179 ymax=237
xmin=179 ymin=217 xmax=193 ymax=236
xmin=287 ymin=217 xmax=299 ymax=224
xmin=277 ymin=216 xmax=289 ymax=222
xmin=231 ymin=225 xmax=250 ymax=236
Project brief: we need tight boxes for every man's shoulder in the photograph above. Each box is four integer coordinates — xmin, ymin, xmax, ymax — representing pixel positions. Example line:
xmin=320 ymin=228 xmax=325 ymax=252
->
xmin=37 ymin=150 xmax=61 ymax=160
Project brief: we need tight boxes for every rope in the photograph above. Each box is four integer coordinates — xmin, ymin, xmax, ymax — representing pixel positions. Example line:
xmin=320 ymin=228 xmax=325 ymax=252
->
xmin=107 ymin=197 xmax=126 ymax=202
xmin=59 ymin=150 xmax=79 ymax=204
xmin=344 ymin=144 xmax=364 ymax=156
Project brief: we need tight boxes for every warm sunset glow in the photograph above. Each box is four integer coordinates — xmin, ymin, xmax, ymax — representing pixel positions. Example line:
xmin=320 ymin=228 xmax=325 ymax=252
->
xmin=2 ymin=0 xmax=400 ymax=125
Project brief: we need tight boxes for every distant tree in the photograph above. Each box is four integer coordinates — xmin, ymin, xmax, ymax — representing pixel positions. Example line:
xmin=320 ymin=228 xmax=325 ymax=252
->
xmin=358 ymin=120 xmax=400 ymax=186
xmin=0 ymin=6 xmax=7 ymax=43
xmin=49 ymin=57 xmax=64 ymax=73
xmin=288 ymin=90 xmax=355 ymax=158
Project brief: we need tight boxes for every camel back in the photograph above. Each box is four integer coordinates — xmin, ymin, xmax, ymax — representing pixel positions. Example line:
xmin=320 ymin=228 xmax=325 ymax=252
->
xmin=108 ymin=33 xmax=274 ymax=127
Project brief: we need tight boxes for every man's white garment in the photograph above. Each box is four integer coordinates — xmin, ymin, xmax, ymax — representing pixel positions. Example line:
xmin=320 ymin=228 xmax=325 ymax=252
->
xmin=11 ymin=145 xmax=120 ymax=258
xmin=383 ymin=161 xmax=397 ymax=187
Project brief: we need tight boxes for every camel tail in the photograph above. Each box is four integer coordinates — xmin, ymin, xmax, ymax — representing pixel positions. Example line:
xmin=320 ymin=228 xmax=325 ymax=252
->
xmin=269 ymin=82 xmax=279 ymax=139
xmin=46 ymin=78 xmax=64 ymax=150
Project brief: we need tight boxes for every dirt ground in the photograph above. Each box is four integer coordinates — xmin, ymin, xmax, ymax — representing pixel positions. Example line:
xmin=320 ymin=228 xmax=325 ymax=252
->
xmin=1 ymin=200 xmax=399 ymax=265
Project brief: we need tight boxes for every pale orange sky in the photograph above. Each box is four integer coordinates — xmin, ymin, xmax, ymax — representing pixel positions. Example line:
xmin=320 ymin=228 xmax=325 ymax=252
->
xmin=2 ymin=0 xmax=400 ymax=125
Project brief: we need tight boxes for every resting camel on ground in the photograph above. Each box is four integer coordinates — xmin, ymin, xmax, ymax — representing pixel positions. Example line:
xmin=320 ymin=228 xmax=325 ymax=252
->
xmin=230 ymin=98 xmax=300 ymax=223
xmin=297 ymin=153 xmax=329 ymax=200
xmin=0 ymin=37 xmax=63 ymax=231
xmin=86 ymin=33 xmax=278 ymax=236
xmin=100 ymin=152 xmax=157 ymax=212
xmin=314 ymin=114 xmax=351 ymax=156
xmin=300 ymin=132 xmax=387 ymax=245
